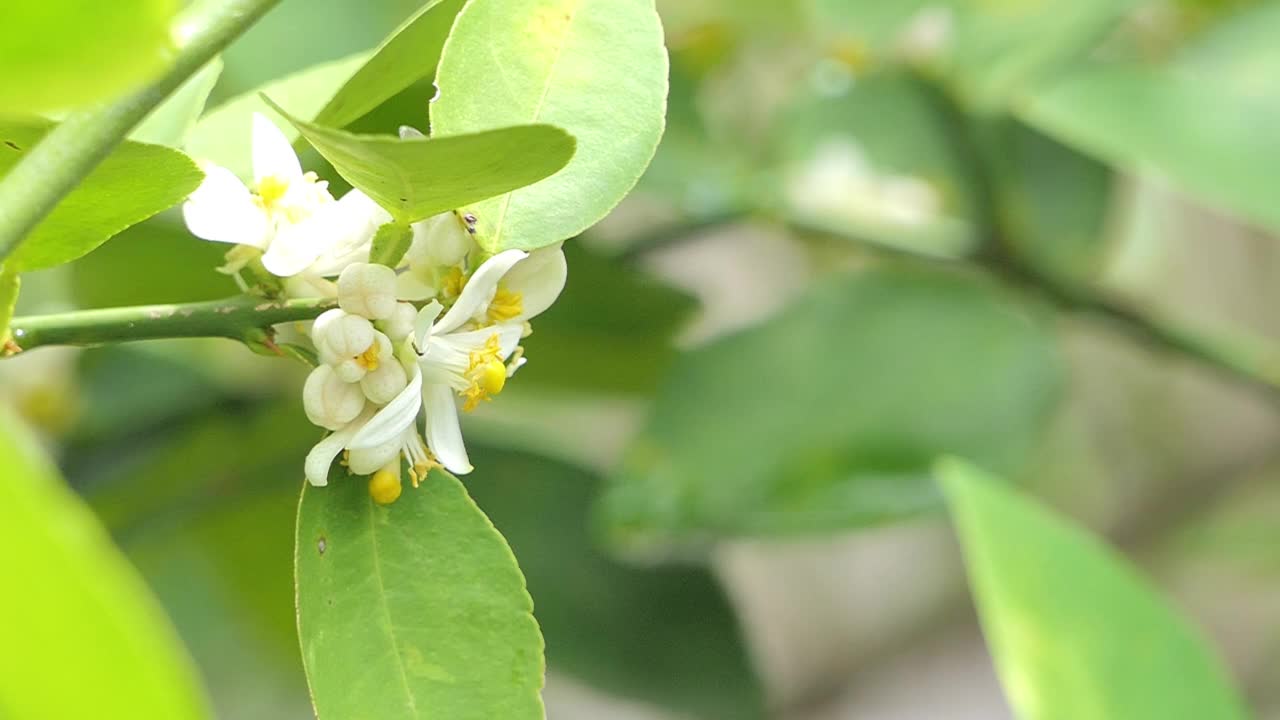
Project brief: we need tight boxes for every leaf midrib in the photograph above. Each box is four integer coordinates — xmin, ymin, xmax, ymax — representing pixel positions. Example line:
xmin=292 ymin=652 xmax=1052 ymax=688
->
xmin=367 ymin=496 xmax=421 ymax=718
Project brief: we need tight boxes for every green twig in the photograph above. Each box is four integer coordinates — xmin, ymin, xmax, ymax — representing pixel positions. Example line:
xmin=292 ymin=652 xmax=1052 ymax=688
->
xmin=5 ymin=296 xmax=335 ymax=355
xmin=0 ymin=0 xmax=282 ymax=264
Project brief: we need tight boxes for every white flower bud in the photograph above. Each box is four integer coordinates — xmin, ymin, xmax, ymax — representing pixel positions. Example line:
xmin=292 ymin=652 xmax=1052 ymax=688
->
xmin=381 ymin=302 xmax=417 ymax=342
xmin=360 ymin=357 xmax=409 ymax=405
xmin=348 ymin=436 xmax=400 ymax=475
xmin=407 ymin=212 xmax=472 ymax=269
xmin=303 ymin=365 xmax=366 ymax=430
xmin=338 ymin=263 xmax=398 ymax=320
xmin=333 ymin=358 xmax=367 ymax=383
xmin=312 ymin=308 xmax=375 ymax=363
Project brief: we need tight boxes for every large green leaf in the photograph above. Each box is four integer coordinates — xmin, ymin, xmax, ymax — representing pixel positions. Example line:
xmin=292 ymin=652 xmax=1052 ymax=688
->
xmin=187 ymin=53 xmax=373 ymax=179
xmin=295 ymin=469 xmax=544 ymax=720
xmin=938 ymin=459 xmax=1249 ymax=720
xmin=431 ymin=0 xmax=669 ymax=252
xmin=131 ymin=58 xmax=225 ymax=148
xmin=313 ymin=0 xmax=466 ymax=130
xmin=602 ymin=265 xmax=1062 ymax=544
xmin=516 ymin=242 xmax=695 ymax=393
xmin=1021 ymin=2 xmax=1280 ymax=236
xmin=273 ymin=102 xmax=575 ymax=224
xmin=467 ymin=448 xmax=764 ymax=719
xmin=0 ymin=0 xmax=176 ymax=115
xmin=1 ymin=121 xmax=203 ymax=271
xmin=0 ymin=407 xmax=210 ymax=718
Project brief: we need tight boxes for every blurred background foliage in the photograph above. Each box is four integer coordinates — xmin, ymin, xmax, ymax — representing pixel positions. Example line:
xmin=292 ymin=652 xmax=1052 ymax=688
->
xmin=7 ymin=0 xmax=1280 ymax=717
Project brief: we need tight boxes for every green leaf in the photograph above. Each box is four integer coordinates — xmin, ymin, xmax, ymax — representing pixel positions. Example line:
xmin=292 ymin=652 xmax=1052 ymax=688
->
xmin=1021 ymin=2 xmax=1280 ymax=236
xmin=313 ymin=0 xmax=467 ymax=130
xmin=271 ymin=100 xmax=575 ymax=224
xmin=602 ymin=265 xmax=1062 ymax=544
xmin=187 ymin=53 xmax=373 ymax=180
xmin=467 ymin=447 xmax=764 ymax=720
xmin=295 ymin=469 xmax=544 ymax=720
xmin=1 ymin=121 xmax=204 ymax=272
xmin=368 ymin=221 xmax=414 ymax=267
xmin=0 ymin=0 xmax=176 ymax=115
xmin=517 ymin=242 xmax=695 ymax=393
xmin=431 ymin=0 xmax=669 ymax=252
xmin=937 ymin=458 xmax=1249 ymax=720
xmin=0 ymin=407 xmax=210 ymax=719
xmin=131 ymin=58 xmax=224 ymax=148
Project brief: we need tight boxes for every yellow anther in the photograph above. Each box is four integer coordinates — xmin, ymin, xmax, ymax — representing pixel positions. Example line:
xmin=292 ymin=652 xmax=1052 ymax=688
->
xmin=355 ymin=342 xmax=380 ymax=371
xmin=368 ymin=467 xmax=402 ymax=505
xmin=441 ymin=266 xmax=467 ymax=300
xmin=255 ymin=175 xmax=289 ymax=209
xmin=461 ymin=334 xmax=506 ymax=412
xmin=487 ymin=287 xmax=523 ymax=323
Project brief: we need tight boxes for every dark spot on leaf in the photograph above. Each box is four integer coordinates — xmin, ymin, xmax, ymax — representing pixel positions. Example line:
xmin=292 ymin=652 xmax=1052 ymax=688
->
xmin=317 ymin=536 xmax=327 ymax=555
xmin=400 ymin=197 xmax=408 ymax=202
xmin=4 ymin=141 xmax=19 ymax=151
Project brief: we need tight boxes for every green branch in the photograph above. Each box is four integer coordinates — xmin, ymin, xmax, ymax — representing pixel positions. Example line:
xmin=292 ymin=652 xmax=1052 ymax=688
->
xmin=0 ymin=0 xmax=282 ymax=263
xmin=5 ymin=296 xmax=334 ymax=355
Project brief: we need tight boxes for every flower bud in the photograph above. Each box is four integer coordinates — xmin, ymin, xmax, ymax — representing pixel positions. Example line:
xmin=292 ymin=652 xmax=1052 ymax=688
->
xmin=303 ymin=365 xmax=366 ymax=430
xmin=312 ymin=308 xmax=375 ymax=363
xmin=407 ymin=212 xmax=472 ymax=269
xmin=333 ymin=358 xmax=367 ymax=383
xmin=381 ymin=302 xmax=417 ymax=343
xmin=338 ymin=263 xmax=398 ymax=320
xmin=361 ymin=357 xmax=409 ymax=405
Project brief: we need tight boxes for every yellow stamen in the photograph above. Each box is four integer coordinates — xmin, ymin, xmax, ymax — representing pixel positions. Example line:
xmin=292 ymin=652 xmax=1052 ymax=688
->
xmin=255 ymin=175 xmax=289 ymax=209
xmin=408 ymin=450 xmax=441 ymax=488
xmin=441 ymin=266 xmax=467 ymax=300
xmin=355 ymin=342 xmax=380 ymax=371
xmin=461 ymin=334 xmax=506 ymax=412
xmin=369 ymin=467 xmax=402 ymax=505
xmin=487 ymin=287 xmax=523 ymax=324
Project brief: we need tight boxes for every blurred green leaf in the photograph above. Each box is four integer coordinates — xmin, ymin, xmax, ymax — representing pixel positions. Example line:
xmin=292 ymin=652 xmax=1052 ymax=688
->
xmin=938 ymin=458 xmax=1248 ymax=720
xmin=0 ymin=268 xmax=16 ymax=343
xmin=602 ymin=265 xmax=1062 ymax=544
xmin=313 ymin=0 xmax=466 ymax=130
xmin=468 ymin=447 xmax=764 ymax=720
xmin=132 ymin=58 xmax=225 ymax=148
xmin=0 ymin=0 xmax=176 ymax=115
xmin=71 ymin=213 xmax=236 ymax=308
xmin=431 ymin=0 xmax=669 ymax=252
xmin=187 ymin=53 xmax=372 ymax=179
xmin=0 ymin=407 xmax=209 ymax=719
xmin=296 ymin=469 xmax=544 ymax=720
xmin=272 ymin=100 xmax=575 ymax=224
xmin=987 ymin=120 xmax=1115 ymax=283
xmin=517 ymin=242 xmax=695 ymax=393
xmin=1 ymin=121 xmax=203 ymax=272
xmin=1021 ymin=2 xmax=1280 ymax=236
xmin=368 ymin=221 xmax=413 ymax=267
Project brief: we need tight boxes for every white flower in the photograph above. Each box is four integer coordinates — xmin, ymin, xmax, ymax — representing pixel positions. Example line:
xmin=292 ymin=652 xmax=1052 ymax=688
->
xmin=182 ymin=113 xmax=390 ymax=277
xmin=337 ymin=262 xmax=398 ymax=320
xmin=396 ymin=211 xmax=476 ymax=301
xmin=302 ymin=364 xmax=366 ymax=430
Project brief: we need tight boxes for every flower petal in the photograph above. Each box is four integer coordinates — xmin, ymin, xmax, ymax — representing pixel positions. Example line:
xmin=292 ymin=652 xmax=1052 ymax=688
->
xmin=182 ymin=165 xmax=270 ymax=247
xmin=263 ymin=190 xmax=386 ymax=277
xmin=347 ymin=363 xmax=422 ymax=450
xmin=413 ymin=300 xmax=443 ymax=353
xmin=303 ymin=408 xmax=372 ymax=486
xmin=396 ymin=271 xmax=438 ymax=302
xmin=502 ymin=245 xmax=567 ymax=320
xmin=252 ymin=112 xmax=302 ymax=185
xmin=305 ymin=190 xmax=392 ymax=277
xmin=434 ymin=248 xmax=527 ymax=334
xmin=423 ymin=382 xmax=472 ymax=474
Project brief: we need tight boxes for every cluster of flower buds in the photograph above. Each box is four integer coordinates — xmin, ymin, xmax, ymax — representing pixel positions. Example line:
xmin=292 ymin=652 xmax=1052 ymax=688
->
xmin=182 ymin=114 xmax=569 ymax=504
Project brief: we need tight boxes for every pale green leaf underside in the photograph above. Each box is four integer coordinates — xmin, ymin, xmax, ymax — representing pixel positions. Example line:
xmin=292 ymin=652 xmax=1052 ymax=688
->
xmin=938 ymin=459 xmax=1248 ymax=720
xmin=602 ymin=266 xmax=1062 ymax=544
xmin=313 ymin=0 xmax=467 ymax=131
xmin=0 ymin=408 xmax=209 ymax=719
xmin=272 ymin=100 xmax=575 ymax=224
xmin=186 ymin=53 xmax=372 ymax=180
xmin=1 ymin=121 xmax=204 ymax=272
xmin=369 ymin=221 xmax=413 ymax=267
xmin=131 ymin=57 xmax=225 ymax=148
xmin=0 ymin=0 xmax=176 ymax=115
xmin=1021 ymin=2 xmax=1280 ymax=236
xmin=295 ymin=469 xmax=544 ymax=720
xmin=431 ymin=0 xmax=669 ymax=252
